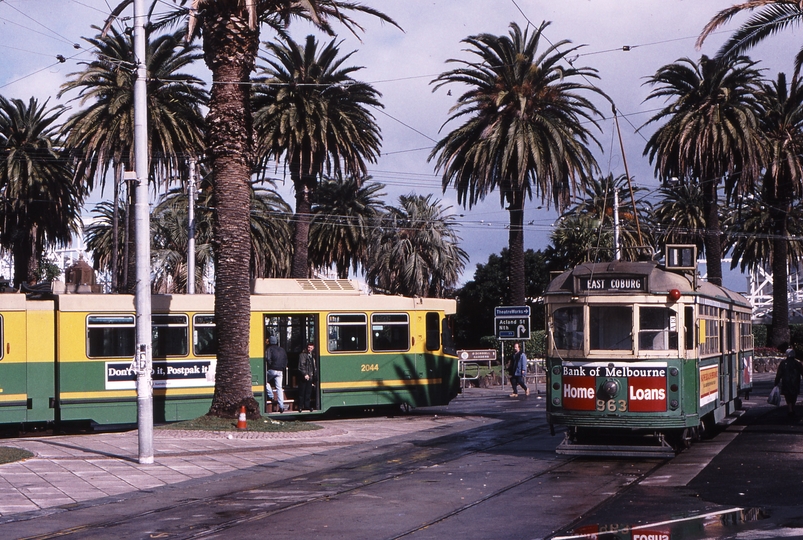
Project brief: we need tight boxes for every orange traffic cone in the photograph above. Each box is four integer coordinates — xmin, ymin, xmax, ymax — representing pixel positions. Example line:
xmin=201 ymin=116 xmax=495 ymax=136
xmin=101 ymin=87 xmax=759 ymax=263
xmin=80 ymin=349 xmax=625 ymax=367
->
xmin=236 ymin=406 xmax=247 ymax=430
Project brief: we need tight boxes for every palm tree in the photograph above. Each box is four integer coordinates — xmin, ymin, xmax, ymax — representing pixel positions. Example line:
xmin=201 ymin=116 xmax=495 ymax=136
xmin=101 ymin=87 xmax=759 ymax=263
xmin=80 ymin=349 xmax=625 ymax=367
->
xmin=366 ymin=193 xmax=468 ymax=298
xmin=642 ymin=54 xmax=764 ymax=286
xmin=430 ymin=21 xmax=605 ymax=306
xmin=309 ymin=173 xmax=386 ymax=278
xmin=546 ymin=213 xmax=613 ymax=270
xmin=0 ymin=97 xmax=83 ymax=288
xmin=60 ymin=25 xmax=207 ymax=292
xmin=105 ymin=0 xmax=397 ymax=418
xmin=253 ymin=34 xmax=383 ymax=278
xmin=651 ymin=182 xmax=709 ymax=254
xmin=563 ymin=174 xmax=652 ymax=260
xmin=697 ymin=1 xmax=803 ymax=74
xmin=753 ymin=72 xmax=803 ymax=347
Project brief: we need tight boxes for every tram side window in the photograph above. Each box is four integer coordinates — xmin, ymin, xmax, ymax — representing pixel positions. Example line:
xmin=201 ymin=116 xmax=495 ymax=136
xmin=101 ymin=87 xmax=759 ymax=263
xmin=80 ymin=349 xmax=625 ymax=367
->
xmin=699 ymin=305 xmax=720 ymax=355
xmin=685 ymin=306 xmax=695 ymax=350
xmin=193 ymin=314 xmax=217 ymax=356
xmin=0 ymin=314 xmax=3 ymax=360
xmin=638 ymin=307 xmax=678 ymax=351
xmin=152 ymin=314 xmax=188 ymax=357
xmin=328 ymin=313 xmax=367 ymax=352
xmin=552 ymin=307 xmax=583 ymax=350
xmin=739 ymin=312 xmax=753 ymax=351
xmin=590 ymin=306 xmax=632 ymax=351
xmin=426 ymin=312 xmax=440 ymax=351
xmin=371 ymin=313 xmax=409 ymax=351
xmin=87 ymin=315 xmax=136 ymax=357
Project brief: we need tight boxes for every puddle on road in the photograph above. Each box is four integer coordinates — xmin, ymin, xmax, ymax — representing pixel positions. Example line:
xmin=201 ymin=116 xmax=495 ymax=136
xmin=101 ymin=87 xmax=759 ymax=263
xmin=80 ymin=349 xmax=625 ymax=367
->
xmin=552 ymin=507 xmax=769 ymax=540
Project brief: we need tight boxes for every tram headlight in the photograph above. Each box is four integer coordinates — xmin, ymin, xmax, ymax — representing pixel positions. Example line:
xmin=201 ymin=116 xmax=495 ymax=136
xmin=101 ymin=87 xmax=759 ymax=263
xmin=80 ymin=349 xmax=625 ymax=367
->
xmin=670 ymin=399 xmax=679 ymax=410
xmin=552 ymin=398 xmax=561 ymax=406
xmin=552 ymin=366 xmax=561 ymax=375
xmin=669 ymin=367 xmax=678 ymax=376
xmin=597 ymin=379 xmax=620 ymax=400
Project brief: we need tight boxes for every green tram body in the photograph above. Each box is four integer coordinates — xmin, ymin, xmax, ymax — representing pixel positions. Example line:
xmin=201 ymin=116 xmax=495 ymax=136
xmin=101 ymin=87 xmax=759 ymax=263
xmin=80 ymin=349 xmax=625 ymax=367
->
xmin=544 ymin=259 xmax=753 ymax=457
xmin=0 ymin=279 xmax=459 ymax=429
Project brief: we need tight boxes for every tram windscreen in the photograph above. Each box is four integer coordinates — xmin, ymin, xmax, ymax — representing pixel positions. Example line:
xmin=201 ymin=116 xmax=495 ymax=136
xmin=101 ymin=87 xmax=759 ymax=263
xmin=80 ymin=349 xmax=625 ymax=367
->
xmin=638 ymin=307 xmax=678 ymax=350
xmin=590 ymin=306 xmax=632 ymax=350
xmin=552 ymin=307 xmax=583 ymax=350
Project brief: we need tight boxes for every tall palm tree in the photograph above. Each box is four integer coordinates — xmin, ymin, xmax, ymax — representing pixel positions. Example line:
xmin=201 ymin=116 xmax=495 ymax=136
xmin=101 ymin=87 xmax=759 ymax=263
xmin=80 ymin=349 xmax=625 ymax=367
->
xmin=563 ymin=173 xmax=652 ymax=260
xmin=753 ymin=72 xmax=803 ymax=347
xmin=430 ymin=21 xmax=605 ymax=306
xmin=642 ymin=54 xmax=764 ymax=286
xmin=0 ymin=97 xmax=83 ymax=288
xmin=60 ymin=25 xmax=207 ymax=292
xmin=366 ymin=193 xmax=468 ymax=298
xmin=697 ymin=1 xmax=803 ymax=74
xmin=309 ymin=173 xmax=385 ymax=278
xmin=106 ymin=0 xmax=397 ymax=418
xmin=253 ymin=34 xmax=383 ymax=278
xmin=651 ymin=182 xmax=709 ymax=254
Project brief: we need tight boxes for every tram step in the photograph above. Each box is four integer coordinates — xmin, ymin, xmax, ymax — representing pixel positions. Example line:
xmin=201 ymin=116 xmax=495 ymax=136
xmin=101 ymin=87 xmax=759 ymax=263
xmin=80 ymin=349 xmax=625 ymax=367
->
xmin=556 ymin=439 xmax=675 ymax=459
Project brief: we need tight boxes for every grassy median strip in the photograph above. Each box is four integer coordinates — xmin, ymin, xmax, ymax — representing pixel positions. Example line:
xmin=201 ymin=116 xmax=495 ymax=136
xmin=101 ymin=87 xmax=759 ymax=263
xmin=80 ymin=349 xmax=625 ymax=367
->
xmin=0 ymin=447 xmax=34 ymax=465
xmin=158 ymin=415 xmax=321 ymax=433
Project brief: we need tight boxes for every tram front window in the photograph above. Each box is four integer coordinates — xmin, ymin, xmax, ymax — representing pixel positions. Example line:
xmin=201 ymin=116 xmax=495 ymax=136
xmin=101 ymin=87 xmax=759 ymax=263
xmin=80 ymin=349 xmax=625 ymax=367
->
xmin=552 ymin=307 xmax=583 ymax=350
xmin=639 ymin=306 xmax=678 ymax=351
xmin=590 ymin=306 xmax=632 ymax=350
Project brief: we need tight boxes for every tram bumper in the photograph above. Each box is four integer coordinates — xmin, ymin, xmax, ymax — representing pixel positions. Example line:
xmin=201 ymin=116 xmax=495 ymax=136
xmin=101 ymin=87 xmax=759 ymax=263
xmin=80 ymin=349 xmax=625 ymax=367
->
xmin=556 ymin=431 xmax=676 ymax=458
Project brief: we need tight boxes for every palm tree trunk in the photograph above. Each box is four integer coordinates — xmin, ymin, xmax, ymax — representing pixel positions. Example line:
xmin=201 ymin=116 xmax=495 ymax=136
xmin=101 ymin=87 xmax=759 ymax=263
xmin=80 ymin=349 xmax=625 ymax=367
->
xmin=701 ymin=178 xmax=723 ymax=286
xmin=291 ymin=151 xmax=315 ymax=279
xmin=768 ymin=181 xmax=791 ymax=348
xmin=202 ymin=10 xmax=260 ymax=419
xmin=508 ymin=190 xmax=526 ymax=306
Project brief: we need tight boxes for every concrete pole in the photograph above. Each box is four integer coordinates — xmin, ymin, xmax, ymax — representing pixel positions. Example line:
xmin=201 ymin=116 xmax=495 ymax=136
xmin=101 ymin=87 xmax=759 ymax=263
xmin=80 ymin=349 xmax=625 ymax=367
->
xmin=133 ymin=0 xmax=153 ymax=465
xmin=187 ymin=158 xmax=196 ymax=295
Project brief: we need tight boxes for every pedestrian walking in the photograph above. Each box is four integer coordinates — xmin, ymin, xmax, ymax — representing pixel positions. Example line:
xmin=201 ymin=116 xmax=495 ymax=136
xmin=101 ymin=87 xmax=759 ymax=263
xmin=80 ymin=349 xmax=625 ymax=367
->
xmin=775 ymin=346 xmax=803 ymax=417
xmin=507 ymin=342 xmax=529 ymax=397
xmin=264 ymin=335 xmax=288 ymax=413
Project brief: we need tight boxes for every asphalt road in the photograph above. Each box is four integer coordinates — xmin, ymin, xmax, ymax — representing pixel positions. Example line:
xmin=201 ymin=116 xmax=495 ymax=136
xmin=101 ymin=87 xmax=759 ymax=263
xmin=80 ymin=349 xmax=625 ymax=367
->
xmin=1 ymin=373 xmax=800 ymax=540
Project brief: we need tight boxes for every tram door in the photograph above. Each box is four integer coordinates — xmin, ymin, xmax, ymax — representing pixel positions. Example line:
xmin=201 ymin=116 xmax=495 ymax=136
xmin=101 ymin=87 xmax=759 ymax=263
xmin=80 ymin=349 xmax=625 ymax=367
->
xmin=263 ymin=314 xmax=318 ymax=411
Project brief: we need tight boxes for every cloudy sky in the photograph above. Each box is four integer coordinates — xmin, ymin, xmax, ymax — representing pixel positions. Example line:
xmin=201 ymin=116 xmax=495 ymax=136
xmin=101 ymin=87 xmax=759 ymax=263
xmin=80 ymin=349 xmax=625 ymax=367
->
xmin=1 ymin=0 xmax=799 ymax=289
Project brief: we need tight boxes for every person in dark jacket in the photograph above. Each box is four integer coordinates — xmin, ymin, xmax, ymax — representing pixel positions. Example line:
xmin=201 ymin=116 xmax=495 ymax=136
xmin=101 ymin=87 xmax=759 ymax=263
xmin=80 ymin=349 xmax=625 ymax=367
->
xmin=507 ymin=342 xmax=529 ymax=397
xmin=775 ymin=346 xmax=803 ymax=416
xmin=297 ymin=342 xmax=317 ymax=412
xmin=264 ymin=335 xmax=288 ymax=412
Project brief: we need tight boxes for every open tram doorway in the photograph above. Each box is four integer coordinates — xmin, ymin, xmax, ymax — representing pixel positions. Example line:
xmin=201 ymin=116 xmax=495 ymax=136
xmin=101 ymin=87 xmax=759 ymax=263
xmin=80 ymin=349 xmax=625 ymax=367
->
xmin=263 ymin=314 xmax=318 ymax=412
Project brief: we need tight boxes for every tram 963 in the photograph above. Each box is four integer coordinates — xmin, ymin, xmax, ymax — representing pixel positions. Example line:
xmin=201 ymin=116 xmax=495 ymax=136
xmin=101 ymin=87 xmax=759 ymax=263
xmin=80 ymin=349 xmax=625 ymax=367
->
xmin=0 ymin=278 xmax=459 ymax=430
xmin=544 ymin=246 xmax=753 ymax=457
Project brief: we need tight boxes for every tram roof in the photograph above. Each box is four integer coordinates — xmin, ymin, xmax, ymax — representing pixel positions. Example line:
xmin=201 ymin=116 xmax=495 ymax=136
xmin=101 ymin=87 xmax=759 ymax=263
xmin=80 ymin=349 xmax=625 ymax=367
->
xmin=546 ymin=260 xmax=750 ymax=307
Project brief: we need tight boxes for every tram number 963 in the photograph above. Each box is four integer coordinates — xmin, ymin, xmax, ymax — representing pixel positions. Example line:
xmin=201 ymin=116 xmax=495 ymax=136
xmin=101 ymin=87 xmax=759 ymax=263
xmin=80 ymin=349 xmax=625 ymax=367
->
xmin=596 ymin=399 xmax=627 ymax=412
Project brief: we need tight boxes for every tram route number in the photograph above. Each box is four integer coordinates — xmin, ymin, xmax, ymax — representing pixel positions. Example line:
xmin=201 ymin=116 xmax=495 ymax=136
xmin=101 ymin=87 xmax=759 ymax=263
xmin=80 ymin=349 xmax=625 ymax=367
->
xmin=596 ymin=399 xmax=627 ymax=412
xmin=360 ymin=363 xmax=379 ymax=372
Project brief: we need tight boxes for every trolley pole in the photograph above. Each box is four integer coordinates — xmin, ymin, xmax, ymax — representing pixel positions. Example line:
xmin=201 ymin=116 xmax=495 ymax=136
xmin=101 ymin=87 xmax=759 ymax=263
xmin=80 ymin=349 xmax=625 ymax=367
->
xmin=187 ymin=158 xmax=196 ymax=295
xmin=133 ymin=0 xmax=153 ymax=465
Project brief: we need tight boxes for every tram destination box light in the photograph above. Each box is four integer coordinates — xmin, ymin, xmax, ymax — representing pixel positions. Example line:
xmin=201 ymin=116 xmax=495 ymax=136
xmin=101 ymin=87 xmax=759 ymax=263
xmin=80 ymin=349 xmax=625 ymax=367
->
xmin=665 ymin=244 xmax=697 ymax=271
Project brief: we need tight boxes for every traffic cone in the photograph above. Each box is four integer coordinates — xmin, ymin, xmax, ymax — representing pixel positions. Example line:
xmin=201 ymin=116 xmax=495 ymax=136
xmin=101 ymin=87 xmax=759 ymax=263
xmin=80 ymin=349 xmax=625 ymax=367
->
xmin=236 ymin=406 xmax=247 ymax=430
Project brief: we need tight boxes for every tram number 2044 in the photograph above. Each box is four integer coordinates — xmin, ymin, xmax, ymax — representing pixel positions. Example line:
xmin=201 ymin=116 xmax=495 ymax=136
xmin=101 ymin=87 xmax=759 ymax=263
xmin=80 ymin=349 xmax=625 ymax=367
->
xmin=360 ymin=363 xmax=380 ymax=372
xmin=596 ymin=399 xmax=627 ymax=412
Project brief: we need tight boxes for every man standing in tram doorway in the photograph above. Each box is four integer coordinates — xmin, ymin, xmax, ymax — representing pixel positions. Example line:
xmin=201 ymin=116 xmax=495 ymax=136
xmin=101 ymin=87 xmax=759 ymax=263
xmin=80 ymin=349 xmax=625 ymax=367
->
xmin=508 ymin=342 xmax=529 ymax=397
xmin=298 ymin=342 xmax=317 ymax=412
xmin=265 ymin=335 xmax=288 ymax=413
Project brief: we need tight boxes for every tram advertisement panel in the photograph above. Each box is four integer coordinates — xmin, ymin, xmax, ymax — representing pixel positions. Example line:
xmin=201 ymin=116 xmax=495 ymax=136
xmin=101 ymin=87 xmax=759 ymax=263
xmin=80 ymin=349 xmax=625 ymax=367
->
xmin=561 ymin=362 xmax=667 ymax=412
xmin=106 ymin=360 xmax=216 ymax=389
xmin=699 ymin=364 xmax=718 ymax=406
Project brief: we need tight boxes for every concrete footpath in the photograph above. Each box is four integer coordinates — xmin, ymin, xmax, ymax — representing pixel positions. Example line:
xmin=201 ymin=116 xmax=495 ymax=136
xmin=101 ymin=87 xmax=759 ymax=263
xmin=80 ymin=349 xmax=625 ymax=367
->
xmin=0 ymin=413 xmax=476 ymax=518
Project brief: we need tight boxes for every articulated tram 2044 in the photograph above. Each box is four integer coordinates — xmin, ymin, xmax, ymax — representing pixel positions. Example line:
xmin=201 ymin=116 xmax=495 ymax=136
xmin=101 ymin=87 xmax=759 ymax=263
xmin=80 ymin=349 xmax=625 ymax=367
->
xmin=544 ymin=246 xmax=753 ymax=457
xmin=0 ymin=278 xmax=459 ymax=431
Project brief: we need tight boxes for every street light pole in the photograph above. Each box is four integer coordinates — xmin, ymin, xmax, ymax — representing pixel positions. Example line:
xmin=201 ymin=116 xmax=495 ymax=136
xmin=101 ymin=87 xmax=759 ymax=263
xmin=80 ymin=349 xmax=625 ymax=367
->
xmin=133 ymin=0 xmax=153 ymax=465
xmin=187 ymin=158 xmax=196 ymax=295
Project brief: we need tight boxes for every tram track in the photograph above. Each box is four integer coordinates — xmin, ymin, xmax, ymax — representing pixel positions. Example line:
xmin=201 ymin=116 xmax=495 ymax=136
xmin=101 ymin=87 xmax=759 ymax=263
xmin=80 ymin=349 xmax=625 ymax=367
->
xmin=18 ymin=415 xmax=554 ymax=540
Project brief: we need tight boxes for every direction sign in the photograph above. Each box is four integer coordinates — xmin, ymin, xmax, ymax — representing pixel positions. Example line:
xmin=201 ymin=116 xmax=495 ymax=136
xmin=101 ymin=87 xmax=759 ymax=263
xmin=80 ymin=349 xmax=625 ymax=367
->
xmin=495 ymin=316 xmax=531 ymax=340
xmin=494 ymin=306 xmax=530 ymax=317
xmin=457 ymin=349 xmax=497 ymax=361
